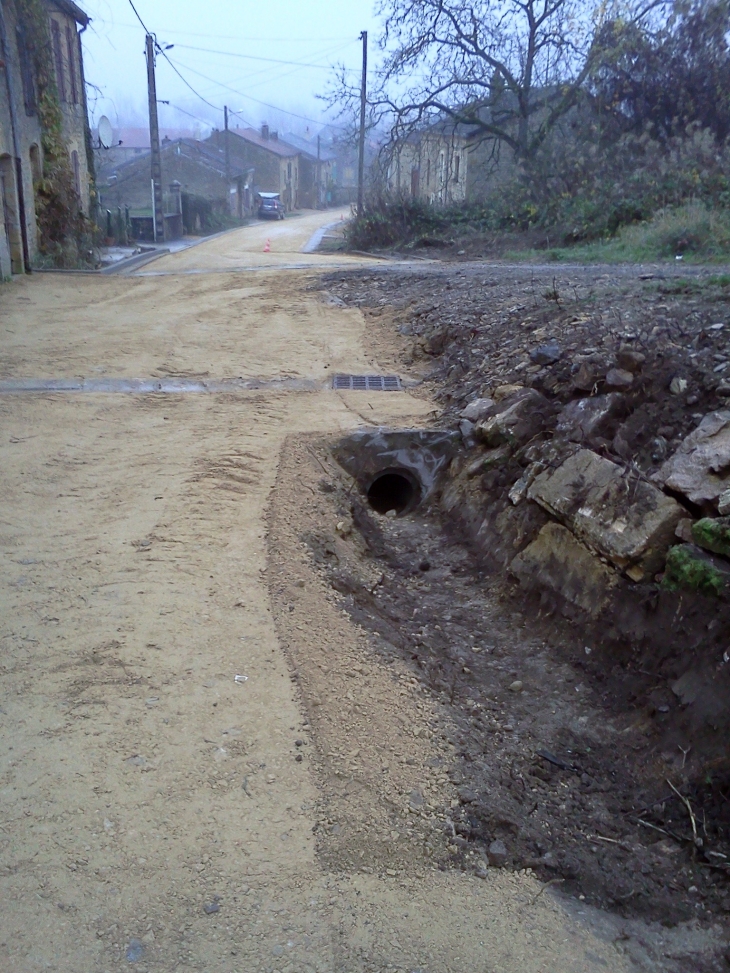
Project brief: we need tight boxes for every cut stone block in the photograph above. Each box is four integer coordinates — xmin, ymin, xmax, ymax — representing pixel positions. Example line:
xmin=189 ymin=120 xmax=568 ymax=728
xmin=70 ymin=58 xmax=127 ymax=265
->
xmin=528 ymin=449 xmax=683 ymax=579
xmin=510 ymin=522 xmax=616 ymax=615
xmin=656 ymin=411 xmax=730 ymax=507
xmin=605 ymin=367 xmax=634 ymax=390
xmin=616 ymin=347 xmax=645 ymax=373
xmin=555 ymin=393 xmax=626 ymax=444
xmin=475 ymin=389 xmax=553 ymax=448
xmin=465 ymin=445 xmax=512 ymax=478
xmin=460 ymin=397 xmax=495 ymax=422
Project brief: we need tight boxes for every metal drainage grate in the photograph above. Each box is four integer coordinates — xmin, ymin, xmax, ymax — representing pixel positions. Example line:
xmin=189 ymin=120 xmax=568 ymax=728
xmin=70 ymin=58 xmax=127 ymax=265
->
xmin=332 ymin=374 xmax=401 ymax=391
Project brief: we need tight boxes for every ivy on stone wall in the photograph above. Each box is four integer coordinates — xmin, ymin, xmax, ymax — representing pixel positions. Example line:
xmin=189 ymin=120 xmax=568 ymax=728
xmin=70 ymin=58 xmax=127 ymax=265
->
xmin=13 ymin=0 xmax=90 ymax=263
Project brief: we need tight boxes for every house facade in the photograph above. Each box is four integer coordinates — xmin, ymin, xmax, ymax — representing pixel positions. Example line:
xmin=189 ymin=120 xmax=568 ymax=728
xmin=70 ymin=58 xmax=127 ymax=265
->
xmin=280 ymin=131 xmax=335 ymax=208
xmin=207 ymin=125 xmax=302 ymax=210
xmin=93 ymin=126 xmax=210 ymax=183
xmin=100 ymin=136 xmax=252 ymax=238
xmin=0 ymin=0 xmax=92 ymax=274
xmin=388 ymin=121 xmax=469 ymax=205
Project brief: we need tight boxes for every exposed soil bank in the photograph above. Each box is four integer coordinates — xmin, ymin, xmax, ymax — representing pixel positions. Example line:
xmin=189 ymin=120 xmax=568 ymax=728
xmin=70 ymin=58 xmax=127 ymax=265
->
xmin=268 ymin=436 xmax=728 ymax=972
xmin=302 ymin=261 xmax=730 ymax=964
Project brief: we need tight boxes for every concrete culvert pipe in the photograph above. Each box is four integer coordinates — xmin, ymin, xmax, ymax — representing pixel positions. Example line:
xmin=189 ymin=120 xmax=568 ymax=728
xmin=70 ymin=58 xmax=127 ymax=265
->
xmin=366 ymin=468 xmax=421 ymax=516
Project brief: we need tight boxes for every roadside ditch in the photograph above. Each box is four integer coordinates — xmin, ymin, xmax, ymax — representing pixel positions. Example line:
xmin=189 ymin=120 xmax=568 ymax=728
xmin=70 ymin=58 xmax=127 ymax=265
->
xmin=286 ymin=263 xmax=730 ymax=949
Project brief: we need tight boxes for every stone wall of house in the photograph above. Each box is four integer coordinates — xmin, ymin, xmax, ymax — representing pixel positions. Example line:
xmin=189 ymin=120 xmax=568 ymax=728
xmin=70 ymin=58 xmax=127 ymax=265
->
xmin=49 ymin=5 xmax=91 ymax=214
xmin=0 ymin=1 xmax=43 ymax=274
xmin=207 ymin=130 xmax=302 ymax=210
xmin=389 ymin=133 xmax=468 ymax=205
xmin=0 ymin=0 xmax=91 ymax=274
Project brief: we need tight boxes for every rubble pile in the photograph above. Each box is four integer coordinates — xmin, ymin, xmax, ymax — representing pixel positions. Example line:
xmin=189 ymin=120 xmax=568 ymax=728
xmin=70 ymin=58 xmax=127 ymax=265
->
xmin=322 ymin=264 xmax=730 ymax=747
xmin=315 ymin=266 xmax=730 ymax=934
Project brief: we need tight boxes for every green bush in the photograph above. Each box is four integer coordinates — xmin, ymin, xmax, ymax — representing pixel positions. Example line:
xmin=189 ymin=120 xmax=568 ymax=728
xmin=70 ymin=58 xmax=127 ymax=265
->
xmin=625 ymin=205 xmax=730 ymax=257
xmin=349 ymin=124 xmax=730 ymax=258
xmin=346 ymin=195 xmax=447 ymax=250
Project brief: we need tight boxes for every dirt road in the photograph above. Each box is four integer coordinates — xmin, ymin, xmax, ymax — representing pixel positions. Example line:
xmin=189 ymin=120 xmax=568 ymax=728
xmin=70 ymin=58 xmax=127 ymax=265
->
xmin=0 ymin=212 xmax=663 ymax=971
xmin=140 ymin=209 xmax=375 ymax=275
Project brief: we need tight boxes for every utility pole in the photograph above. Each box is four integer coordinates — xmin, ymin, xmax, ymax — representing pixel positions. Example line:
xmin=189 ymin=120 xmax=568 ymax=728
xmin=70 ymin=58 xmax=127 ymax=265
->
xmin=357 ymin=30 xmax=367 ymax=216
xmin=145 ymin=34 xmax=165 ymax=243
xmin=224 ymin=105 xmax=230 ymax=212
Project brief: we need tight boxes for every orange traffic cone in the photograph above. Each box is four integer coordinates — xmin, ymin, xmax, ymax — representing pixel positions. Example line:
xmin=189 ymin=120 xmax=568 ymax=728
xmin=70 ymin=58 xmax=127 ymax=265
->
xmin=263 ymin=238 xmax=271 ymax=253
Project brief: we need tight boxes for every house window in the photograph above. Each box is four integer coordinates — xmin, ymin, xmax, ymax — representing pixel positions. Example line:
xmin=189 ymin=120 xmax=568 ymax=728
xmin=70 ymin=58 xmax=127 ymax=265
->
xmin=15 ymin=25 xmax=36 ymax=115
xmin=426 ymin=158 xmax=430 ymax=187
xmin=66 ymin=25 xmax=78 ymax=104
xmin=287 ymin=161 xmax=292 ymax=180
xmin=51 ymin=20 xmax=66 ymax=102
xmin=454 ymin=154 xmax=460 ymax=182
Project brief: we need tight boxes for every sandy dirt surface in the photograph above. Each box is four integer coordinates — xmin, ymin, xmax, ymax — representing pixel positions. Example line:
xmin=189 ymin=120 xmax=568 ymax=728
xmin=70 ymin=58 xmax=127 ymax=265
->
xmin=139 ymin=210 xmax=387 ymax=275
xmin=0 ymin=213 xmax=681 ymax=971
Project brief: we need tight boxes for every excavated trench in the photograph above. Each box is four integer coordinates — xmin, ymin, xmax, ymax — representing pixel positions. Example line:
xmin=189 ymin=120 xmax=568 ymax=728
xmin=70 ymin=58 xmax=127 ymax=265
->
xmin=309 ymin=425 xmax=730 ymax=942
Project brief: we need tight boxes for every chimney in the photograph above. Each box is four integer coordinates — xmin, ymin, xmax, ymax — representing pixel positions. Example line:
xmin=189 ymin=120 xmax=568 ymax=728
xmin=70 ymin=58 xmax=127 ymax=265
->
xmin=261 ymin=123 xmax=269 ymax=140
xmin=271 ymin=131 xmax=278 ymax=141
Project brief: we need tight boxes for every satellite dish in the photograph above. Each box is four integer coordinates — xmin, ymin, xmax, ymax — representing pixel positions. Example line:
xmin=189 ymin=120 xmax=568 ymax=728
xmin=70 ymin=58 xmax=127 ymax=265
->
xmin=98 ymin=116 xmax=113 ymax=149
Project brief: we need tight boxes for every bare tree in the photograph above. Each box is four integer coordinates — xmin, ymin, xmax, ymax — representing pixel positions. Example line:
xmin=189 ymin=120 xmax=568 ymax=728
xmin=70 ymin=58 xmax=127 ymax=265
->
xmin=332 ymin=0 xmax=668 ymax=166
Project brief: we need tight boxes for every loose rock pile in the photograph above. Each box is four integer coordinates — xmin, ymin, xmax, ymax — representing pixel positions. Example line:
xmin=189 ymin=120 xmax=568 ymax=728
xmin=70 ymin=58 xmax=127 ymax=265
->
xmin=450 ymin=389 xmax=730 ymax=609
xmin=321 ymin=264 xmax=730 ymax=758
xmin=314 ymin=266 xmax=730 ymax=938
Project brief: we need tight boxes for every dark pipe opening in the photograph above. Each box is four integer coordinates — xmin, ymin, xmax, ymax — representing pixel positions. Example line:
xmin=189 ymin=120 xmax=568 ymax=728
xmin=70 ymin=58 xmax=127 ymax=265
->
xmin=366 ymin=469 xmax=420 ymax=516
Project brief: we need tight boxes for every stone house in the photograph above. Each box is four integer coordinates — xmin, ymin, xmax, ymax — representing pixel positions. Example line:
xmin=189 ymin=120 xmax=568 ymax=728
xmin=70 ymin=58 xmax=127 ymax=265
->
xmin=99 ymin=137 xmax=254 ymax=238
xmin=0 ymin=0 xmax=92 ymax=274
xmin=387 ymin=92 xmax=576 ymax=207
xmin=387 ymin=119 xmax=469 ymax=205
xmin=280 ymin=131 xmax=335 ymax=208
xmin=207 ymin=125 xmax=302 ymax=211
xmin=93 ymin=126 xmax=209 ymax=184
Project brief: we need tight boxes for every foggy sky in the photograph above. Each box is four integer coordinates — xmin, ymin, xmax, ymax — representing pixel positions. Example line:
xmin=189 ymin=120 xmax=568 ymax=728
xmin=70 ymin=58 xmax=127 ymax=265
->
xmin=80 ymin=0 xmax=378 ymax=136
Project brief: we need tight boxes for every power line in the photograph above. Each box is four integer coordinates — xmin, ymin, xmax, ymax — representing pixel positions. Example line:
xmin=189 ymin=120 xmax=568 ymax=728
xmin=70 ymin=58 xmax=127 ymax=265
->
xmin=126 ymin=0 xmax=149 ymax=33
xmin=158 ymin=50 xmax=221 ymax=111
xmin=172 ymin=42 xmax=357 ymax=72
xmin=166 ymin=103 xmax=216 ymax=127
xmin=125 ymin=1 xmax=345 ymax=132
xmin=174 ymin=38 xmax=355 ymax=95
xmin=126 ymin=0 xmax=222 ymax=112
xmin=165 ymin=55 xmax=347 ymax=129
xmin=111 ymin=21 xmax=356 ymax=44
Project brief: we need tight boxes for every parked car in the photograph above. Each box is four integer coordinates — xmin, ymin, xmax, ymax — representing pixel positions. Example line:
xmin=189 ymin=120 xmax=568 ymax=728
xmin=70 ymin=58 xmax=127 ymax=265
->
xmin=257 ymin=193 xmax=285 ymax=220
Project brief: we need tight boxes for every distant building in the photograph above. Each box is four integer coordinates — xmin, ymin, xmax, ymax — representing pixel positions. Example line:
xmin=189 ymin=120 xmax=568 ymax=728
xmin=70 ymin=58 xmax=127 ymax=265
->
xmin=93 ymin=126 xmax=210 ymax=180
xmin=0 ymin=0 xmax=92 ymax=273
xmin=387 ymin=94 xmax=566 ymax=206
xmin=280 ymin=131 xmax=335 ymax=208
xmin=207 ymin=125 xmax=303 ymax=210
xmin=314 ymin=124 xmax=381 ymax=206
xmin=100 ymin=136 xmax=252 ymax=239
xmin=387 ymin=118 xmax=469 ymax=205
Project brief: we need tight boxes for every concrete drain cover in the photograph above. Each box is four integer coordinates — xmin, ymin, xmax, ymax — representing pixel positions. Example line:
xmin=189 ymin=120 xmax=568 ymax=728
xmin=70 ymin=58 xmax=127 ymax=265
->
xmin=332 ymin=374 xmax=401 ymax=391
